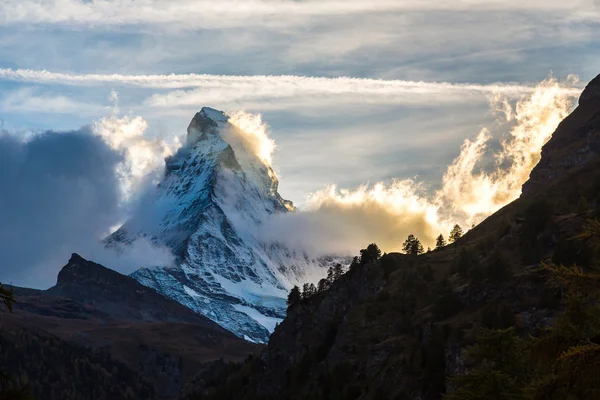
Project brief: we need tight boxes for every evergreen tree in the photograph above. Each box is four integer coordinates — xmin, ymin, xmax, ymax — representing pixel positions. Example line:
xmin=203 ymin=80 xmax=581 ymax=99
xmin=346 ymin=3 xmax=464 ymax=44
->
xmin=302 ymin=283 xmax=316 ymax=299
xmin=435 ymin=234 xmax=446 ymax=250
xmin=287 ymin=286 xmax=301 ymax=307
xmin=359 ymin=243 xmax=382 ymax=265
xmin=402 ymin=235 xmax=424 ymax=255
xmin=317 ymin=278 xmax=330 ymax=292
xmin=332 ymin=263 xmax=344 ymax=280
xmin=449 ymin=224 xmax=463 ymax=243
xmin=0 ymin=286 xmax=15 ymax=313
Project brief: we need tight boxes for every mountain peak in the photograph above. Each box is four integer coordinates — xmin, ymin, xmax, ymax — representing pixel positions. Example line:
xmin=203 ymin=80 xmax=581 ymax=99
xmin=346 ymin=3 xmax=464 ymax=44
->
xmin=57 ymin=253 xmax=118 ymax=286
xmin=186 ymin=107 xmax=229 ymax=146
xmin=579 ymin=73 xmax=600 ymax=106
xmin=107 ymin=108 xmax=323 ymax=343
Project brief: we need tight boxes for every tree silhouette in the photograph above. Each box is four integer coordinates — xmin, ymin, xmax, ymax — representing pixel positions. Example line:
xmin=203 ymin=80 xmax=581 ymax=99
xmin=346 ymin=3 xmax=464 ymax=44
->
xmin=449 ymin=225 xmax=463 ymax=243
xmin=332 ymin=264 xmax=344 ymax=280
xmin=0 ymin=286 xmax=15 ymax=313
xmin=402 ymin=235 xmax=424 ymax=255
xmin=302 ymin=283 xmax=316 ymax=299
xmin=359 ymin=243 xmax=382 ymax=265
xmin=435 ymin=234 xmax=446 ymax=250
xmin=317 ymin=278 xmax=330 ymax=292
xmin=287 ymin=286 xmax=301 ymax=307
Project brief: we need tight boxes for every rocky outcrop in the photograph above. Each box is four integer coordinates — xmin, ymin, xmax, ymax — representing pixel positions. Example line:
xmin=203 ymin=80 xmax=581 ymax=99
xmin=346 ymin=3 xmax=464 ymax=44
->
xmin=580 ymin=73 xmax=600 ymax=106
xmin=522 ymin=74 xmax=600 ymax=197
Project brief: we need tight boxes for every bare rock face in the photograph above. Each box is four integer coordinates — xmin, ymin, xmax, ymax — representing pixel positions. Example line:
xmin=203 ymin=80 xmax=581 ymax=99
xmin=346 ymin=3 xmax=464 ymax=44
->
xmin=522 ymin=74 xmax=600 ymax=197
xmin=580 ymin=73 xmax=600 ymax=106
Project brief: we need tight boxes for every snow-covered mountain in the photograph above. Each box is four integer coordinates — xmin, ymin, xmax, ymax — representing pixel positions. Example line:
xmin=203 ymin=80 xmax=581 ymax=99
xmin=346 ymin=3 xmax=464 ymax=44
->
xmin=107 ymin=108 xmax=334 ymax=343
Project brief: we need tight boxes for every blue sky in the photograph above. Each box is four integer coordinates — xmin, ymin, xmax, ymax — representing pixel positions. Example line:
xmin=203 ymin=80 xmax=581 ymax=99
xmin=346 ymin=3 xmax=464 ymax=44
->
xmin=1 ymin=1 xmax=598 ymax=202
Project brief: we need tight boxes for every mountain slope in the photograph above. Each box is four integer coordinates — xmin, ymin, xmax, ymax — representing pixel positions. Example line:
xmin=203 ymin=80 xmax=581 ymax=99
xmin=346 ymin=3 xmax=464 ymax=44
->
xmin=1 ymin=254 xmax=259 ymax=399
xmin=107 ymin=108 xmax=330 ymax=343
xmin=181 ymin=74 xmax=600 ymax=400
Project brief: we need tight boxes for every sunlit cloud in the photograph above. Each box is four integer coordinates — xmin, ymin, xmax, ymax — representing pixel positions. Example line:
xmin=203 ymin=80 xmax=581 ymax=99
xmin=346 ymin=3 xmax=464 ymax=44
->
xmin=92 ymin=92 xmax=179 ymax=199
xmin=261 ymin=76 xmax=578 ymax=254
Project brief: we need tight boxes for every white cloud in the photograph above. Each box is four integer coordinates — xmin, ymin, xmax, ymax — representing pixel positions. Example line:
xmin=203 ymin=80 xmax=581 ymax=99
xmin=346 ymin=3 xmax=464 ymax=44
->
xmin=0 ymin=69 xmax=583 ymax=105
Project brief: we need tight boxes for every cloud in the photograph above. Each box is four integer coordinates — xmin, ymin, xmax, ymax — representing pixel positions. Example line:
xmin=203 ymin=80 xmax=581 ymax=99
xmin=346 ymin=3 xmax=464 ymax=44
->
xmin=0 ymin=0 xmax=595 ymax=29
xmin=225 ymin=111 xmax=275 ymax=167
xmin=92 ymin=93 xmax=179 ymax=199
xmin=260 ymin=76 xmax=577 ymax=254
xmin=0 ymin=112 xmax=177 ymax=289
xmin=0 ymin=69 xmax=583 ymax=112
xmin=0 ymin=128 xmax=121 ymax=287
xmin=0 ymin=67 xmax=581 ymax=94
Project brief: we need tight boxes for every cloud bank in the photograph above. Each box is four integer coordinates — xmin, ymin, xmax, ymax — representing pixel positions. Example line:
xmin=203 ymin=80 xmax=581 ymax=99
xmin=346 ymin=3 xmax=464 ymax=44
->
xmin=0 ymin=68 xmax=581 ymax=96
xmin=261 ymin=76 xmax=577 ymax=254
xmin=0 ymin=112 xmax=176 ymax=289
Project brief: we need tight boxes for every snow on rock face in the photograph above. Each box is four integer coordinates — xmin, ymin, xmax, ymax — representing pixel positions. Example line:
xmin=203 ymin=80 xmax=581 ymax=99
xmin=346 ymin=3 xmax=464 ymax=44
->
xmin=106 ymin=107 xmax=331 ymax=343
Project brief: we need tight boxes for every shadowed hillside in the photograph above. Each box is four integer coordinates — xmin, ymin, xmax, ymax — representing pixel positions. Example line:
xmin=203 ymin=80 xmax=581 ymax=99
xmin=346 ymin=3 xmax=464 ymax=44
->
xmin=0 ymin=254 xmax=260 ymax=399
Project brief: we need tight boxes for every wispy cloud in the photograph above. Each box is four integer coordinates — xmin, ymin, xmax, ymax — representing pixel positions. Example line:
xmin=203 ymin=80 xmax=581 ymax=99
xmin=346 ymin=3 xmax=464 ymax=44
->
xmin=0 ymin=69 xmax=583 ymax=103
xmin=261 ymin=76 xmax=577 ymax=254
xmin=1 ymin=0 xmax=594 ymax=29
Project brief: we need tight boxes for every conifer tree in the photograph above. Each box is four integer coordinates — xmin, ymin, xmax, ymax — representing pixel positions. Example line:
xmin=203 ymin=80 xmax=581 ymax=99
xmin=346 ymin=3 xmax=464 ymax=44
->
xmin=332 ymin=263 xmax=344 ymax=280
xmin=449 ymin=224 xmax=463 ymax=243
xmin=302 ymin=283 xmax=316 ymax=299
xmin=287 ymin=286 xmax=301 ymax=307
xmin=402 ymin=235 xmax=424 ymax=255
xmin=359 ymin=243 xmax=382 ymax=265
xmin=435 ymin=234 xmax=446 ymax=250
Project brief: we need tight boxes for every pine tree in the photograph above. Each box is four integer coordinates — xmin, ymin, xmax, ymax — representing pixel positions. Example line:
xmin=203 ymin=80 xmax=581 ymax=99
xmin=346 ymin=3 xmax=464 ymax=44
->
xmin=287 ymin=286 xmax=301 ymax=307
xmin=449 ymin=224 xmax=463 ymax=243
xmin=435 ymin=234 xmax=446 ymax=250
xmin=402 ymin=235 xmax=424 ymax=255
xmin=332 ymin=263 xmax=344 ymax=280
xmin=0 ymin=285 xmax=15 ymax=313
xmin=302 ymin=283 xmax=316 ymax=299
xmin=359 ymin=243 xmax=382 ymax=265
xmin=317 ymin=278 xmax=330 ymax=292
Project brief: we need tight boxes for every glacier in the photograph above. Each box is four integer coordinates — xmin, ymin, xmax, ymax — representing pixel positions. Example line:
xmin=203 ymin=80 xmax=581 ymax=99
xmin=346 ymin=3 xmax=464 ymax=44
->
xmin=107 ymin=108 xmax=338 ymax=343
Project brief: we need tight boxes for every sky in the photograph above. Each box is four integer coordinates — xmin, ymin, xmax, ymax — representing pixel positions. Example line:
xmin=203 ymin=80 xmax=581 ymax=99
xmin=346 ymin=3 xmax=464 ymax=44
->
xmin=0 ymin=0 xmax=599 ymax=287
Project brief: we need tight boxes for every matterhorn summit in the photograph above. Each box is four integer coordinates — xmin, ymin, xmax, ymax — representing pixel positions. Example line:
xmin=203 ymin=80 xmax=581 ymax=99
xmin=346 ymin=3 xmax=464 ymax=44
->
xmin=107 ymin=108 xmax=327 ymax=343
